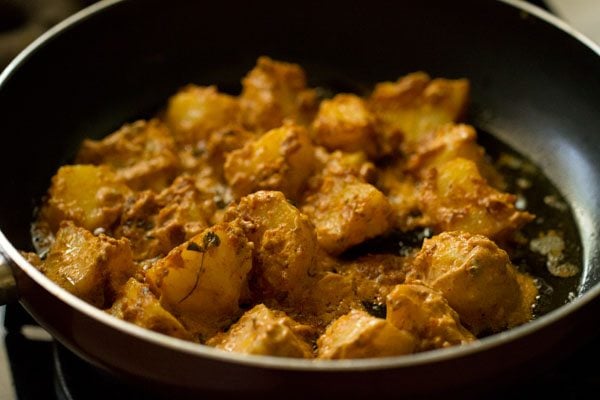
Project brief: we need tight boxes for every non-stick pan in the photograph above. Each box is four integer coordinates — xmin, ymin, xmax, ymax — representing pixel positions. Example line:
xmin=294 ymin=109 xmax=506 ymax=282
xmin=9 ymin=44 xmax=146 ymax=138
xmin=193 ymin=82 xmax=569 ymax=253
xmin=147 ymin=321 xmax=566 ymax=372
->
xmin=0 ymin=0 xmax=599 ymax=397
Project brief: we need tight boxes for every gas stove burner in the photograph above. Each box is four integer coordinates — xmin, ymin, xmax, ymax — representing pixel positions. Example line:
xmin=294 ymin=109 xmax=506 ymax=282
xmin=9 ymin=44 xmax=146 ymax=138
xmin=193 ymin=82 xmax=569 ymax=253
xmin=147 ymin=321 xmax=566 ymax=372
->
xmin=52 ymin=343 xmax=159 ymax=400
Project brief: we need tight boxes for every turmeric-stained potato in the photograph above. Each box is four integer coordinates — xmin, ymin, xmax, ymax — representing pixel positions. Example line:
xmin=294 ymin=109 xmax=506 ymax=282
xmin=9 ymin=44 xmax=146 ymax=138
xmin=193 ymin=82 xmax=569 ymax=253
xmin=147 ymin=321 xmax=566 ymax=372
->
xmin=153 ymin=175 xmax=216 ymax=237
xmin=340 ymin=253 xmax=412 ymax=304
xmin=40 ymin=221 xmax=136 ymax=307
xmin=318 ymin=149 xmax=376 ymax=182
xmin=311 ymin=94 xmax=378 ymax=157
xmin=407 ymin=124 xmax=504 ymax=188
xmin=317 ymin=310 xmax=416 ymax=359
xmin=115 ymin=176 xmax=216 ymax=261
xmin=165 ymin=85 xmax=241 ymax=144
xmin=40 ymin=164 xmax=132 ymax=232
xmin=224 ymin=191 xmax=318 ymax=302
xmin=297 ymin=271 xmax=361 ymax=329
xmin=419 ymin=158 xmax=533 ymax=239
xmin=369 ymin=72 xmax=469 ymax=150
xmin=302 ymin=175 xmax=393 ymax=255
xmin=193 ymin=125 xmax=256 ymax=180
xmin=76 ymin=119 xmax=179 ymax=192
xmin=224 ymin=123 xmax=315 ymax=201
xmin=207 ymin=304 xmax=314 ymax=358
xmin=377 ymin=163 xmax=424 ymax=231
xmin=386 ymin=284 xmax=475 ymax=351
xmin=145 ymin=223 xmax=253 ymax=337
xmin=176 ymin=125 xmax=255 ymax=187
xmin=240 ymin=56 xmax=318 ymax=131
xmin=407 ymin=231 xmax=538 ymax=335
xmin=109 ymin=278 xmax=192 ymax=340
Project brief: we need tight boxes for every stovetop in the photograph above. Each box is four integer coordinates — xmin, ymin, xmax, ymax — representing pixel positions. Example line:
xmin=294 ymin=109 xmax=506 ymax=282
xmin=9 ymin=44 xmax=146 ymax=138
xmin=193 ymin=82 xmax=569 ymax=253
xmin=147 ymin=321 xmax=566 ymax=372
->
xmin=1 ymin=304 xmax=164 ymax=400
xmin=2 ymin=302 xmax=600 ymax=399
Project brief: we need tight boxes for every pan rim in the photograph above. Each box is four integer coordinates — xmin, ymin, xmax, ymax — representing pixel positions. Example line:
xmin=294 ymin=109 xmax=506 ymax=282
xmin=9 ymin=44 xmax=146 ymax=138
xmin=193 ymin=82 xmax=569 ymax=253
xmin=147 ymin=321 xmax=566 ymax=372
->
xmin=0 ymin=0 xmax=599 ymax=372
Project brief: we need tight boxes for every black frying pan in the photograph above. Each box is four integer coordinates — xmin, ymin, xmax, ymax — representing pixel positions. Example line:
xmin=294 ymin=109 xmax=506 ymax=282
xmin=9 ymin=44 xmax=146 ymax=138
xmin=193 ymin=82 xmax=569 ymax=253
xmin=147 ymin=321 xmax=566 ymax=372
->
xmin=0 ymin=0 xmax=599 ymax=397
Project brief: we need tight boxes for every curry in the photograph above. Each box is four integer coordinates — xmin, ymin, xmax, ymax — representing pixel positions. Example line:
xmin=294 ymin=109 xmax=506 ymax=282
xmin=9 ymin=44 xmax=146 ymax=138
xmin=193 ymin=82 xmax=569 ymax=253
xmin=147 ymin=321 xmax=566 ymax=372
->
xmin=25 ymin=56 xmax=565 ymax=359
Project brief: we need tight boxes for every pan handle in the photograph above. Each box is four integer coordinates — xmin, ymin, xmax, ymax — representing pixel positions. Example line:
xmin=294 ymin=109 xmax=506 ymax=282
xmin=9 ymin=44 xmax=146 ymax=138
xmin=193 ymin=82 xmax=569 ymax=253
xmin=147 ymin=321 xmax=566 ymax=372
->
xmin=0 ymin=252 xmax=17 ymax=305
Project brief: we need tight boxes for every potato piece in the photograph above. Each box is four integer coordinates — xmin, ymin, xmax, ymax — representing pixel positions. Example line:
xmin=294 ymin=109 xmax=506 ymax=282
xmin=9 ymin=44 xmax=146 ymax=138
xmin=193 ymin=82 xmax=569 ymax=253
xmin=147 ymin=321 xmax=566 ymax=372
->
xmin=407 ymin=231 xmax=538 ymax=335
xmin=386 ymin=284 xmax=475 ymax=351
xmin=340 ymin=253 xmax=412 ymax=304
xmin=115 ymin=176 xmax=216 ymax=261
xmin=224 ymin=122 xmax=315 ymax=201
xmin=224 ymin=191 xmax=318 ymax=302
xmin=318 ymin=149 xmax=376 ymax=182
xmin=165 ymin=85 xmax=240 ymax=144
xmin=407 ymin=124 xmax=504 ymax=188
xmin=240 ymin=56 xmax=318 ymax=131
xmin=76 ymin=119 xmax=179 ymax=192
xmin=152 ymin=176 xmax=216 ymax=241
xmin=145 ymin=223 xmax=253 ymax=338
xmin=41 ymin=164 xmax=131 ymax=232
xmin=302 ymin=175 xmax=393 ymax=255
xmin=109 ymin=278 xmax=192 ymax=340
xmin=297 ymin=271 xmax=362 ymax=329
xmin=191 ymin=125 xmax=256 ymax=180
xmin=369 ymin=72 xmax=469 ymax=151
xmin=207 ymin=304 xmax=314 ymax=358
xmin=377 ymin=163 xmax=424 ymax=231
xmin=40 ymin=221 xmax=136 ymax=307
xmin=311 ymin=94 xmax=378 ymax=157
xmin=419 ymin=158 xmax=534 ymax=239
xmin=317 ymin=309 xmax=416 ymax=359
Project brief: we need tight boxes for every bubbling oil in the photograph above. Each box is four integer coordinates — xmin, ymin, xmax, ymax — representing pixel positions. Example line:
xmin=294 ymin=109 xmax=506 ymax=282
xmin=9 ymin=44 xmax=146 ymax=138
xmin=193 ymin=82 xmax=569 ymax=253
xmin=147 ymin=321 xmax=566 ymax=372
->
xmin=477 ymin=129 xmax=582 ymax=318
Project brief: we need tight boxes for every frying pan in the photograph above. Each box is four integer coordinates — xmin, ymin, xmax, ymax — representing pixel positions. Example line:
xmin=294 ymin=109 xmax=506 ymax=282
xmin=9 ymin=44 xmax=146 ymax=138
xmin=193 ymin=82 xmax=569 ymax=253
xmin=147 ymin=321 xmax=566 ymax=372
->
xmin=0 ymin=0 xmax=599 ymax=397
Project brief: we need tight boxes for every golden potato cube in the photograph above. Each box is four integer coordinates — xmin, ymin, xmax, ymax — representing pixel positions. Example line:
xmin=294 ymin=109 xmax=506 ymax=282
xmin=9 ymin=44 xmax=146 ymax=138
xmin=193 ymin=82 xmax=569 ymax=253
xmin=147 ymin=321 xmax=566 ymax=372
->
xmin=341 ymin=253 xmax=411 ymax=304
xmin=145 ymin=223 xmax=253 ymax=337
xmin=41 ymin=221 xmax=136 ymax=307
xmin=318 ymin=150 xmax=376 ymax=182
xmin=207 ymin=304 xmax=314 ymax=358
xmin=76 ymin=119 xmax=179 ymax=192
xmin=317 ymin=309 xmax=416 ymax=359
xmin=41 ymin=164 xmax=132 ymax=232
xmin=165 ymin=85 xmax=241 ymax=144
xmin=109 ymin=278 xmax=192 ymax=340
xmin=386 ymin=284 xmax=475 ymax=351
xmin=407 ymin=231 xmax=538 ymax=335
xmin=369 ymin=72 xmax=469 ymax=150
xmin=302 ymin=175 xmax=393 ymax=255
xmin=198 ymin=125 xmax=257 ymax=179
xmin=152 ymin=176 xmax=216 ymax=243
xmin=296 ymin=271 xmax=361 ymax=329
xmin=419 ymin=157 xmax=534 ymax=239
xmin=240 ymin=56 xmax=318 ymax=131
xmin=225 ymin=190 xmax=318 ymax=301
xmin=223 ymin=122 xmax=315 ymax=201
xmin=407 ymin=123 xmax=504 ymax=188
xmin=114 ymin=176 xmax=215 ymax=261
xmin=311 ymin=94 xmax=378 ymax=157
xmin=377 ymin=163 xmax=423 ymax=231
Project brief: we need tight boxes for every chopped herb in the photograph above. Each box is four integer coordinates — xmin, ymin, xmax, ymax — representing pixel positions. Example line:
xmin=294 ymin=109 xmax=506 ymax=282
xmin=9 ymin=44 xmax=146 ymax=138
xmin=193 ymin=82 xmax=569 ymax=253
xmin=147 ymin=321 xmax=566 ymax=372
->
xmin=187 ymin=242 xmax=204 ymax=252
xmin=192 ymin=146 xmax=206 ymax=157
xmin=362 ymin=301 xmax=387 ymax=319
xmin=215 ymin=198 xmax=227 ymax=209
xmin=203 ymin=231 xmax=221 ymax=248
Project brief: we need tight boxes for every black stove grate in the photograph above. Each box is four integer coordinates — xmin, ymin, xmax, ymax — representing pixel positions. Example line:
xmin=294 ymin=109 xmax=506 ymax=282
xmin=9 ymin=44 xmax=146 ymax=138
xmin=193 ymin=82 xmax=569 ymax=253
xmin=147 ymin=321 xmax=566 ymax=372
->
xmin=3 ymin=303 xmax=158 ymax=400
